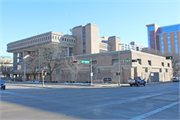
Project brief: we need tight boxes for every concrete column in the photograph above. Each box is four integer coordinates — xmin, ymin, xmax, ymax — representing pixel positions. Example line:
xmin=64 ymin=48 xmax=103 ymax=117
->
xmin=67 ymin=47 xmax=69 ymax=56
xmin=13 ymin=53 xmax=17 ymax=70
xmin=39 ymin=48 xmax=41 ymax=81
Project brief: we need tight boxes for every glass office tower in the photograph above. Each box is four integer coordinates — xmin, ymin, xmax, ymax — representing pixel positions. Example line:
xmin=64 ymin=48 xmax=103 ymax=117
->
xmin=146 ymin=24 xmax=180 ymax=54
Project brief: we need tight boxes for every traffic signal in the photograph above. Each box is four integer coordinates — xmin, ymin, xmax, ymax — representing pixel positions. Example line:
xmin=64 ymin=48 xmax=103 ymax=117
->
xmin=116 ymin=72 xmax=120 ymax=76
xmin=42 ymin=70 xmax=47 ymax=77
xmin=43 ymin=71 xmax=47 ymax=76
xmin=73 ymin=60 xmax=78 ymax=63
xmin=166 ymin=56 xmax=173 ymax=60
xmin=132 ymin=59 xmax=137 ymax=62
xmin=42 ymin=70 xmax=44 ymax=77
xmin=92 ymin=66 xmax=94 ymax=72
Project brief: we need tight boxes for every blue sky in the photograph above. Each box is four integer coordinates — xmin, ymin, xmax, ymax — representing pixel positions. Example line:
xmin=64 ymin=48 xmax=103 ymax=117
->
xmin=0 ymin=0 xmax=179 ymax=57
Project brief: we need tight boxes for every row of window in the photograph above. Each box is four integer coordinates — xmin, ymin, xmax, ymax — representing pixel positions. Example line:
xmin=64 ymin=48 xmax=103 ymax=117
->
xmin=137 ymin=59 xmax=170 ymax=67
xmin=160 ymin=34 xmax=164 ymax=54
xmin=159 ymin=24 xmax=180 ymax=34
xmin=167 ymin=33 xmax=171 ymax=52
xmin=8 ymin=35 xmax=76 ymax=49
xmin=145 ymin=68 xmax=168 ymax=73
xmin=160 ymin=32 xmax=178 ymax=54
xmin=9 ymin=35 xmax=52 ymax=49
xmin=174 ymin=32 xmax=178 ymax=54
xmin=61 ymin=37 xmax=75 ymax=43
xmin=82 ymin=27 xmax=86 ymax=54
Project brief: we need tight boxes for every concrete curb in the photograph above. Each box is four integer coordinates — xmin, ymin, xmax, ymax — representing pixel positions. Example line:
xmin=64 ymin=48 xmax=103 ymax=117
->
xmin=146 ymin=81 xmax=172 ymax=85
xmin=7 ymin=84 xmax=52 ymax=88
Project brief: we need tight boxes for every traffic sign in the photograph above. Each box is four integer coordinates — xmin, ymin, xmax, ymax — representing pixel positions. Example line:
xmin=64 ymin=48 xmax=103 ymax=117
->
xmin=81 ymin=60 xmax=90 ymax=64
xmin=151 ymin=73 xmax=154 ymax=76
xmin=124 ymin=59 xmax=131 ymax=63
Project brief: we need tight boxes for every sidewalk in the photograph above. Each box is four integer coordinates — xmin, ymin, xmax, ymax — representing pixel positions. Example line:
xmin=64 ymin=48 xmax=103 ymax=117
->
xmin=5 ymin=80 xmax=173 ymax=89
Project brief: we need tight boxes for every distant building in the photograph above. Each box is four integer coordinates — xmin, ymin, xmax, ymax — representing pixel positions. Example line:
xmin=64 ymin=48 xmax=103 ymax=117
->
xmin=119 ymin=42 xmax=145 ymax=51
xmin=146 ymin=23 xmax=180 ymax=54
xmin=0 ymin=56 xmax=13 ymax=78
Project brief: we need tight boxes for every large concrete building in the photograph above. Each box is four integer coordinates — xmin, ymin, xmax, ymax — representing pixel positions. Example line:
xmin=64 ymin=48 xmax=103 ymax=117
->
xmin=146 ymin=23 xmax=180 ymax=54
xmin=7 ymin=23 xmax=173 ymax=83
xmin=57 ymin=50 xmax=172 ymax=83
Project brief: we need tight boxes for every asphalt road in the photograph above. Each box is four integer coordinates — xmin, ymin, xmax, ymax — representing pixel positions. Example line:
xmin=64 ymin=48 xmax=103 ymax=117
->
xmin=0 ymin=82 xmax=179 ymax=120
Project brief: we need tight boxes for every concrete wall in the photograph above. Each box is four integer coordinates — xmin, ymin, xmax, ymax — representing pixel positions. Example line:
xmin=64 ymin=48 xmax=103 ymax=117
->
xmin=52 ymin=50 xmax=173 ymax=84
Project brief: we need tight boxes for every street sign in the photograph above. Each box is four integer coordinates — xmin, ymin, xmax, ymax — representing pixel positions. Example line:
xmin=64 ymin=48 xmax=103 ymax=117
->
xmin=81 ymin=60 xmax=90 ymax=64
xmin=151 ymin=73 xmax=154 ymax=76
xmin=124 ymin=59 xmax=131 ymax=63
xmin=91 ymin=72 xmax=93 ymax=76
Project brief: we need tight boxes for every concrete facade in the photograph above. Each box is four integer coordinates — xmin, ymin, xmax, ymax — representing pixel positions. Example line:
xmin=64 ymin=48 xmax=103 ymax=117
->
xmin=54 ymin=50 xmax=172 ymax=83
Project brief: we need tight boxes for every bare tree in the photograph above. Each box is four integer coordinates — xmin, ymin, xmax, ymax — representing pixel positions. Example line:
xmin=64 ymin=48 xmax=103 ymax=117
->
xmin=0 ymin=58 xmax=13 ymax=79
xmin=165 ymin=53 xmax=180 ymax=78
xmin=26 ymin=52 xmax=43 ymax=81
xmin=40 ymin=45 xmax=66 ymax=82
xmin=141 ymin=48 xmax=163 ymax=56
xmin=65 ymin=54 xmax=83 ymax=83
xmin=142 ymin=48 xmax=180 ymax=77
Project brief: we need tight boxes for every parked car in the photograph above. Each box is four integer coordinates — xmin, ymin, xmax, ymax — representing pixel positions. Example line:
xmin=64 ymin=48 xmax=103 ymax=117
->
xmin=0 ymin=79 xmax=6 ymax=90
xmin=128 ymin=77 xmax=146 ymax=86
xmin=172 ymin=78 xmax=179 ymax=82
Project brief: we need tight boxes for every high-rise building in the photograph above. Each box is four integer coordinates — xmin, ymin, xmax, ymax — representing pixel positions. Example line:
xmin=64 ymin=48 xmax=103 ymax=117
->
xmin=146 ymin=24 xmax=180 ymax=54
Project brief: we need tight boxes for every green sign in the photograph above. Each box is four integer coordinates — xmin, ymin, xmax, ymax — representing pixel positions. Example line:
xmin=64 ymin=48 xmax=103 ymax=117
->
xmin=81 ymin=60 xmax=90 ymax=64
xmin=124 ymin=59 xmax=131 ymax=63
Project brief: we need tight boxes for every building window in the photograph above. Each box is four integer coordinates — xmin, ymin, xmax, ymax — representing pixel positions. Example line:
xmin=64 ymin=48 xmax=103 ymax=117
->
xmin=159 ymin=69 xmax=162 ymax=72
xmin=162 ymin=62 xmax=164 ymax=67
xmin=166 ymin=69 xmax=168 ymax=72
xmin=148 ymin=60 xmax=151 ymax=66
xmin=167 ymin=63 xmax=170 ymax=67
xmin=69 ymin=48 xmax=73 ymax=56
xmin=82 ymin=27 xmax=86 ymax=54
xmin=167 ymin=33 xmax=171 ymax=53
xmin=174 ymin=32 xmax=178 ymax=54
xmin=147 ymin=26 xmax=155 ymax=48
xmin=145 ymin=68 xmax=148 ymax=72
xmin=161 ymin=34 xmax=164 ymax=54
xmin=156 ymin=35 xmax=160 ymax=51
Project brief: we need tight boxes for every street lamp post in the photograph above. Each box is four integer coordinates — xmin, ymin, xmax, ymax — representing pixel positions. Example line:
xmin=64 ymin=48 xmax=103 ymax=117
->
xmin=118 ymin=44 xmax=121 ymax=87
xmin=23 ymin=55 xmax=30 ymax=82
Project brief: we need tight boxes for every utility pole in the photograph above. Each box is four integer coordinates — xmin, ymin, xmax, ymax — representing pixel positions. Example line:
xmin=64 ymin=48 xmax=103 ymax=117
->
xmin=90 ymin=58 xmax=93 ymax=85
xmin=118 ymin=45 xmax=121 ymax=86
xmin=42 ymin=70 xmax=44 ymax=87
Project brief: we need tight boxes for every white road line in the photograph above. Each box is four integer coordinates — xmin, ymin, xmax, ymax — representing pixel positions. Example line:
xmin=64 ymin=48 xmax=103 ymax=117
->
xmin=130 ymin=102 xmax=179 ymax=120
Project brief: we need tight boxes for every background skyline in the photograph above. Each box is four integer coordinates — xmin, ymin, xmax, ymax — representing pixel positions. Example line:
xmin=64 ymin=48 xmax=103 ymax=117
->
xmin=0 ymin=0 xmax=180 ymax=57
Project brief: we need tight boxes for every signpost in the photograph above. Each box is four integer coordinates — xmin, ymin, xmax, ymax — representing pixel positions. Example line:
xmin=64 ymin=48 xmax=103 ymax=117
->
xmin=81 ymin=59 xmax=93 ymax=85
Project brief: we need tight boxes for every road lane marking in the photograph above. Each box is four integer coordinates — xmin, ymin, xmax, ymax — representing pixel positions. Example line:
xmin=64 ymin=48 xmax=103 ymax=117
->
xmin=130 ymin=102 xmax=179 ymax=120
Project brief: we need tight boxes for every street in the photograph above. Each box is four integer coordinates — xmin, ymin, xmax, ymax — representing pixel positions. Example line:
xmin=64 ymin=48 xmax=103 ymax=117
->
xmin=0 ymin=82 xmax=179 ymax=120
